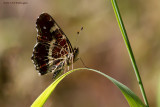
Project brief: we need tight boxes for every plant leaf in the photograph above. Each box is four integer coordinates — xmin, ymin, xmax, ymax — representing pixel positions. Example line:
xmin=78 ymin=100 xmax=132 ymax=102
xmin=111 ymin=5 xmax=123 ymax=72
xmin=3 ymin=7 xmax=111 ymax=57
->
xmin=157 ymin=77 xmax=160 ymax=107
xmin=31 ymin=68 xmax=146 ymax=107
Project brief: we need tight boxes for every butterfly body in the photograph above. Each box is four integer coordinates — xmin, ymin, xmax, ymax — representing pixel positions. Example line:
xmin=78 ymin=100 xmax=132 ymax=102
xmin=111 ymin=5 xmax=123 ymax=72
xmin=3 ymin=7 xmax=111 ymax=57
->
xmin=31 ymin=13 xmax=79 ymax=78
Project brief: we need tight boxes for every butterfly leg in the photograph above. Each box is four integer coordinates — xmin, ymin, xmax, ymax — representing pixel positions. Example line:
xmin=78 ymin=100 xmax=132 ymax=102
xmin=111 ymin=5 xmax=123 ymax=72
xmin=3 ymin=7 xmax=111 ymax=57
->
xmin=63 ymin=61 xmax=66 ymax=74
xmin=68 ymin=66 xmax=70 ymax=71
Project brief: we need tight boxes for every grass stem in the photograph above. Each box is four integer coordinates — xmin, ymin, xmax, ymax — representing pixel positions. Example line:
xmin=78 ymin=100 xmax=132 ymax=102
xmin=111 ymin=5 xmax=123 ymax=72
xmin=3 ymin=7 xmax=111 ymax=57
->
xmin=111 ymin=0 xmax=149 ymax=106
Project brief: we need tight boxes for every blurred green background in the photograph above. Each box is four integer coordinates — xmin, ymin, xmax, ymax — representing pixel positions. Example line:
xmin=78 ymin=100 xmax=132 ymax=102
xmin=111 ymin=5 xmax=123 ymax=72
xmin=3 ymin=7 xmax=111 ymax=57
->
xmin=0 ymin=0 xmax=160 ymax=107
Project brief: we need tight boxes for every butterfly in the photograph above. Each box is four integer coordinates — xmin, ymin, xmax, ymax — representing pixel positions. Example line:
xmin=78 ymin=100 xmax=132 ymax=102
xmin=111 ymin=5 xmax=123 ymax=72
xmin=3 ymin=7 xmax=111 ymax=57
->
xmin=31 ymin=13 xmax=79 ymax=79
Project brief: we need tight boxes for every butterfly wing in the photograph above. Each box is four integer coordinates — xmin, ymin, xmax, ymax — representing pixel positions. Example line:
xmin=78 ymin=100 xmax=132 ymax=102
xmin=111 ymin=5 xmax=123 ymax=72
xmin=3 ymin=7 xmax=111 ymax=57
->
xmin=31 ymin=13 xmax=74 ymax=77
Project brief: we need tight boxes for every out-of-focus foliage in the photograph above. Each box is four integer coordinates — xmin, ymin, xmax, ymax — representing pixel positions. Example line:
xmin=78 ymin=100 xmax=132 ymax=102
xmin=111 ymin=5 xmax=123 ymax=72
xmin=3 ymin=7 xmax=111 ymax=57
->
xmin=0 ymin=0 xmax=160 ymax=107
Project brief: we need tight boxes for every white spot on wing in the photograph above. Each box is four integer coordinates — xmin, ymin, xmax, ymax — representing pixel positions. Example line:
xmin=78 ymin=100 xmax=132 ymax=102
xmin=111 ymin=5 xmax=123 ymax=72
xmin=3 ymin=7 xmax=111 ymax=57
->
xmin=36 ymin=28 xmax=38 ymax=32
xmin=38 ymin=73 xmax=42 ymax=76
xmin=49 ymin=18 xmax=52 ymax=21
xmin=43 ymin=26 xmax=46 ymax=29
xmin=50 ymin=24 xmax=59 ymax=32
xmin=62 ymin=34 xmax=66 ymax=39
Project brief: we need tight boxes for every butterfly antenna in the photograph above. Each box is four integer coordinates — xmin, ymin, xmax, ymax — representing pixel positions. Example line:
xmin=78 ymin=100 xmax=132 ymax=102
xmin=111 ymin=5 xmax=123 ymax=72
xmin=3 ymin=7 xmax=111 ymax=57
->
xmin=75 ymin=27 xmax=83 ymax=47
xmin=75 ymin=27 xmax=88 ymax=68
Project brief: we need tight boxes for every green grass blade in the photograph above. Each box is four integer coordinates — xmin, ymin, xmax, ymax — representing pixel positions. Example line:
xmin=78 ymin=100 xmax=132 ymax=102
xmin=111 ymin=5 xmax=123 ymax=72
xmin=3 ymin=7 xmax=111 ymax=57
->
xmin=157 ymin=77 xmax=160 ymax=107
xmin=111 ymin=0 xmax=149 ymax=106
xmin=31 ymin=68 xmax=145 ymax=107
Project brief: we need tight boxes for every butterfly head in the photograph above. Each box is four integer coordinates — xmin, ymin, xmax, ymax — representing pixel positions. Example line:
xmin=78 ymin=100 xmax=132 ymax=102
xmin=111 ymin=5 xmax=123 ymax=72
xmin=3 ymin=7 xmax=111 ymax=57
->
xmin=73 ymin=47 xmax=79 ymax=62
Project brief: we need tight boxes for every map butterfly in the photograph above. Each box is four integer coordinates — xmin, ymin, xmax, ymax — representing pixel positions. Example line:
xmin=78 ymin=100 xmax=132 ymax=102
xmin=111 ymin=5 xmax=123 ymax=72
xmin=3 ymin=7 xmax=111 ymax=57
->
xmin=31 ymin=13 xmax=79 ymax=79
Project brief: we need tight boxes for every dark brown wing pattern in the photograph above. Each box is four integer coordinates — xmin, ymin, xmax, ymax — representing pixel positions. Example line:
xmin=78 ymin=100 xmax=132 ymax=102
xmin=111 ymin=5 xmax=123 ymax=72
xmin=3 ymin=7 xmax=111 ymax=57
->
xmin=31 ymin=13 xmax=79 ymax=78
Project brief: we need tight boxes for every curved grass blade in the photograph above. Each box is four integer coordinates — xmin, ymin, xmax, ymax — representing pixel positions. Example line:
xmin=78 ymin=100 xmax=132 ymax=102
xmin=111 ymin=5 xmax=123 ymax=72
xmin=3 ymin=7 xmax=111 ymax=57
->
xmin=31 ymin=68 xmax=145 ymax=107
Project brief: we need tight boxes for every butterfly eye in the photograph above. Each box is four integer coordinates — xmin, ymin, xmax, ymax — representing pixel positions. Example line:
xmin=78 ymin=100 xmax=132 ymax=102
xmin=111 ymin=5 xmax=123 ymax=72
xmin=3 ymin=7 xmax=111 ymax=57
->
xmin=73 ymin=47 xmax=79 ymax=62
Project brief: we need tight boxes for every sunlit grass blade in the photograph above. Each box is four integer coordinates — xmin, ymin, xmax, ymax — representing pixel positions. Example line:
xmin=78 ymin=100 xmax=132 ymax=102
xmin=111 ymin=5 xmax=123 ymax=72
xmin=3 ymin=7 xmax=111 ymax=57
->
xmin=31 ymin=68 xmax=145 ymax=107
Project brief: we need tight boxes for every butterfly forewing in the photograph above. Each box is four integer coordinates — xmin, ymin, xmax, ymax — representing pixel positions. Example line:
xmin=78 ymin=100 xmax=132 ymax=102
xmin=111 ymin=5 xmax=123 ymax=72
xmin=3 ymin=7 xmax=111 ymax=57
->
xmin=31 ymin=13 xmax=78 ymax=78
